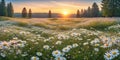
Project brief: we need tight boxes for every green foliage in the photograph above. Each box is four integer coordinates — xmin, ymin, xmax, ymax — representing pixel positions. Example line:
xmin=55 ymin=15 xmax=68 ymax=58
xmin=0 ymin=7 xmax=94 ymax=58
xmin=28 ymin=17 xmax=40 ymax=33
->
xmin=77 ymin=20 xmax=116 ymax=30
xmin=33 ymin=23 xmax=50 ymax=29
xmin=91 ymin=2 xmax=100 ymax=17
xmin=0 ymin=0 xmax=7 ymax=16
xmin=80 ymin=2 xmax=100 ymax=17
xmin=102 ymin=0 xmax=120 ymax=17
xmin=7 ymin=2 xmax=14 ymax=17
xmin=0 ymin=17 xmax=9 ymax=21
xmin=16 ymin=22 xmax=29 ymax=27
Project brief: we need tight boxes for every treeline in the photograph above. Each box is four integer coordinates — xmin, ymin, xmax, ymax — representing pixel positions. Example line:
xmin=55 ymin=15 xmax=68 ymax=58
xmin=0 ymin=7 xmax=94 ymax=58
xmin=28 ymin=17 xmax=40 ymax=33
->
xmin=21 ymin=7 xmax=52 ymax=18
xmin=1 ymin=0 xmax=120 ymax=18
xmin=77 ymin=0 xmax=120 ymax=17
xmin=0 ymin=0 xmax=14 ymax=17
xmin=102 ymin=0 xmax=120 ymax=17
xmin=76 ymin=2 xmax=100 ymax=18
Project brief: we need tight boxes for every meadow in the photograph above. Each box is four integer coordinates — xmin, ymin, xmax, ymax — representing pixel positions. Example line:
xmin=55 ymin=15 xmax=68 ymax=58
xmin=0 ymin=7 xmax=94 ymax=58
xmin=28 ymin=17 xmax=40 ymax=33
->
xmin=0 ymin=17 xmax=120 ymax=60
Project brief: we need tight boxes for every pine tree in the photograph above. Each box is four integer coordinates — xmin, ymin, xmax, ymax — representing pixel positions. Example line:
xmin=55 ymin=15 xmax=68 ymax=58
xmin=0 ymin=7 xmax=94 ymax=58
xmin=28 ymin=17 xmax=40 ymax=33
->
xmin=91 ymin=2 xmax=100 ymax=17
xmin=80 ymin=9 xmax=84 ymax=17
xmin=116 ymin=0 xmax=120 ymax=16
xmin=28 ymin=9 xmax=32 ymax=18
xmin=22 ymin=7 xmax=27 ymax=18
xmin=87 ymin=7 xmax=92 ymax=17
xmin=0 ymin=0 xmax=7 ymax=16
xmin=102 ymin=0 xmax=120 ymax=17
xmin=48 ymin=10 xmax=51 ymax=18
xmin=76 ymin=9 xmax=80 ymax=18
xmin=83 ymin=9 xmax=87 ymax=17
xmin=7 ymin=2 xmax=14 ymax=17
xmin=101 ymin=0 xmax=109 ymax=17
xmin=0 ymin=2 xmax=1 ymax=15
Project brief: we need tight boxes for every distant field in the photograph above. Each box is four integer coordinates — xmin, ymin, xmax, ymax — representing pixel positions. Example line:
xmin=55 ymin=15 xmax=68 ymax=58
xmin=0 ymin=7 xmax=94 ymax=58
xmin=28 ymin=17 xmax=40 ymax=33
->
xmin=6 ymin=17 xmax=120 ymax=30
xmin=0 ymin=17 xmax=120 ymax=60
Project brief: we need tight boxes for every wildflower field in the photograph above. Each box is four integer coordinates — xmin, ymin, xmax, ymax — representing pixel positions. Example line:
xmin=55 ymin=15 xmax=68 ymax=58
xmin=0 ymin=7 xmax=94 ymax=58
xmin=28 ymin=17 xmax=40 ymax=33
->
xmin=0 ymin=17 xmax=120 ymax=60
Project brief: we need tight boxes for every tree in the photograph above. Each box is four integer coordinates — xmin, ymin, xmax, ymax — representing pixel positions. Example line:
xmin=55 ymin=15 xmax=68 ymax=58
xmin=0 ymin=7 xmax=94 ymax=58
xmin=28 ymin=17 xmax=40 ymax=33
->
xmin=87 ymin=6 xmax=92 ymax=17
xmin=7 ymin=2 xmax=14 ymax=17
xmin=91 ymin=2 xmax=100 ymax=17
xmin=28 ymin=9 xmax=32 ymax=18
xmin=76 ymin=9 xmax=80 ymax=18
xmin=0 ymin=0 xmax=7 ymax=16
xmin=48 ymin=10 xmax=51 ymax=18
xmin=83 ymin=9 xmax=87 ymax=17
xmin=80 ymin=9 xmax=84 ymax=17
xmin=22 ymin=7 xmax=27 ymax=18
xmin=102 ymin=0 xmax=120 ymax=17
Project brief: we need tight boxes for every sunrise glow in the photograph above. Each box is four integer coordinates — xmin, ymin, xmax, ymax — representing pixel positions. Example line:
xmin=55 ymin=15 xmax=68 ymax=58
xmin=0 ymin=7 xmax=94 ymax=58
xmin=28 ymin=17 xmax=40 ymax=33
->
xmin=9 ymin=0 xmax=101 ymax=13
xmin=62 ymin=11 xmax=69 ymax=16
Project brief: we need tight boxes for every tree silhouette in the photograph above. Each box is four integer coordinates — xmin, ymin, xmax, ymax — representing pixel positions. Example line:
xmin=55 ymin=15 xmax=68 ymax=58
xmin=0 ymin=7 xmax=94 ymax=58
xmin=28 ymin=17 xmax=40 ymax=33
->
xmin=28 ymin=9 xmax=32 ymax=18
xmin=80 ymin=9 xmax=84 ymax=17
xmin=7 ymin=2 xmax=14 ymax=17
xmin=87 ymin=7 xmax=92 ymax=17
xmin=0 ymin=0 xmax=7 ymax=16
xmin=48 ymin=10 xmax=52 ymax=18
xmin=22 ymin=7 xmax=27 ymax=18
xmin=76 ymin=9 xmax=80 ymax=18
xmin=91 ymin=2 xmax=100 ymax=17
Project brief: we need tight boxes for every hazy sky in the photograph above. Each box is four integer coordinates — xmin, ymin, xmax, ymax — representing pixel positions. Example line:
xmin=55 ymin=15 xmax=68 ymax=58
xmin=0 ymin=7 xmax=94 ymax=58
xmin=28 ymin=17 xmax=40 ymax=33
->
xmin=6 ymin=0 xmax=102 ymax=13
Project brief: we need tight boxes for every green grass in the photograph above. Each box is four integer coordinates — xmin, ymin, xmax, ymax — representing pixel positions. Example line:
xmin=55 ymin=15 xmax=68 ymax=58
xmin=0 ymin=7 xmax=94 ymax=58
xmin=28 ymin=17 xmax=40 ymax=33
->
xmin=0 ymin=17 xmax=9 ymax=21
xmin=0 ymin=17 xmax=120 ymax=60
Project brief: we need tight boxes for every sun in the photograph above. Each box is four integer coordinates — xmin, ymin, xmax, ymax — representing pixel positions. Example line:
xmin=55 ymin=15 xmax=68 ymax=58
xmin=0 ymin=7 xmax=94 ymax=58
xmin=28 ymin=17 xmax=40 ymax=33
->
xmin=62 ymin=11 xmax=69 ymax=15
xmin=61 ymin=10 xmax=70 ymax=16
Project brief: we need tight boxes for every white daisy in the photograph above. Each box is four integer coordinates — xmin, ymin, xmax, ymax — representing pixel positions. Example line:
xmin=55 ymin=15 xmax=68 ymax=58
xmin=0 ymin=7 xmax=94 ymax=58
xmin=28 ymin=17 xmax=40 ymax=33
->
xmin=104 ymin=52 xmax=114 ymax=60
xmin=110 ymin=49 xmax=119 ymax=57
xmin=62 ymin=47 xmax=70 ymax=53
xmin=55 ymin=56 xmax=66 ymax=60
xmin=43 ymin=45 xmax=50 ymax=50
xmin=36 ymin=52 xmax=42 ymax=56
xmin=31 ymin=56 xmax=39 ymax=60
xmin=56 ymin=41 xmax=62 ymax=45
xmin=52 ymin=50 xmax=61 ymax=57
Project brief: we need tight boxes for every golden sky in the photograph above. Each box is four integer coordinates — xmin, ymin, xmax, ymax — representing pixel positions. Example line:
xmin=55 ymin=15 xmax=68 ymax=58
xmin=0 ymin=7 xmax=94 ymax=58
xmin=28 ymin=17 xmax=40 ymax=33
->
xmin=10 ymin=0 xmax=101 ymax=14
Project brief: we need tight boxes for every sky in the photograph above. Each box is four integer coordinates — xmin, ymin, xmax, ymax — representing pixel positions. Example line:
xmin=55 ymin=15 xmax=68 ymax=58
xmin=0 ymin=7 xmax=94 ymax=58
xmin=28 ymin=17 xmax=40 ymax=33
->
xmin=6 ymin=0 xmax=102 ymax=14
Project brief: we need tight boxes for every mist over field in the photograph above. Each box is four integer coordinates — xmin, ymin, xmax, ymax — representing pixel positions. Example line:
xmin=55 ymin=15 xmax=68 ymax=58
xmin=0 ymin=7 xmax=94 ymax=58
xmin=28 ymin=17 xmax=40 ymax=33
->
xmin=14 ymin=13 xmax=76 ymax=18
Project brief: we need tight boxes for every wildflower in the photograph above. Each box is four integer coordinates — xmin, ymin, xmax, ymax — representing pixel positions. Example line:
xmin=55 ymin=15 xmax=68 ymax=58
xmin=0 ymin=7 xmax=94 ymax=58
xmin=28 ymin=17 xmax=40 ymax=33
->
xmin=67 ymin=45 xmax=72 ymax=49
xmin=21 ymin=52 xmax=28 ymax=57
xmin=0 ymin=53 xmax=6 ymax=58
xmin=57 ymin=34 xmax=69 ymax=40
xmin=102 ymin=43 xmax=112 ymax=48
xmin=56 ymin=41 xmax=62 ymax=45
xmin=52 ymin=50 xmax=61 ymax=57
xmin=31 ymin=56 xmax=39 ymax=60
xmin=70 ymin=33 xmax=81 ymax=37
xmin=62 ymin=47 xmax=70 ymax=53
xmin=104 ymin=52 xmax=113 ymax=60
xmin=55 ymin=56 xmax=66 ymax=60
xmin=43 ymin=45 xmax=50 ymax=50
xmin=110 ymin=49 xmax=119 ymax=57
xmin=36 ymin=52 xmax=42 ymax=56
xmin=16 ymin=49 xmax=22 ymax=55
xmin=94 ymin=48 xmax=99 ymax=52
xmin=83 ymin=42 xmax=89 ymax=46
xmin=72 ymin=43 xmax=78 ymax=48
